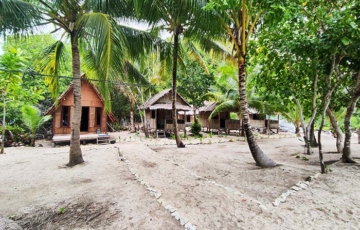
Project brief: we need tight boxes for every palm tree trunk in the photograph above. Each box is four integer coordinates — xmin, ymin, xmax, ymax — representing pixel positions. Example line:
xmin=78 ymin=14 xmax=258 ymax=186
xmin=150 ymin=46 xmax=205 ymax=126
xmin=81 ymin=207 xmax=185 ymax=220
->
xmin=172 ymin=26 xmax=185 ymax=148
xmin=238 ymin=56 xmax=276 ymax=167
xmin=68 ymin=36 xmax=84 ymax=167
xmin=326 ymin=108 xmax=343 ymax=153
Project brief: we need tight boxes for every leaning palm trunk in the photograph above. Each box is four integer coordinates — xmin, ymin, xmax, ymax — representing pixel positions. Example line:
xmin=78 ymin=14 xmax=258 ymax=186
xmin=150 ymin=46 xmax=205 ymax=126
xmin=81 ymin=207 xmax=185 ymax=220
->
xmin=172 ymin=26 xmax=185 ymax=148
xmin=326 ymin=108 xmax=343 ymax=153
xmin=238 ymin=57 xmax=276 ymax=167
xmin=68 ymin=36 xmax=84 ymax=167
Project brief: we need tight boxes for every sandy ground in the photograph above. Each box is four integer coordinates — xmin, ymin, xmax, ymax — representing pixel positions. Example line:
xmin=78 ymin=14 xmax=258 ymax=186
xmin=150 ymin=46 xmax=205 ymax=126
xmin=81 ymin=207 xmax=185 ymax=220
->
xmin=0 ymin=131 xmax=360 ymax=230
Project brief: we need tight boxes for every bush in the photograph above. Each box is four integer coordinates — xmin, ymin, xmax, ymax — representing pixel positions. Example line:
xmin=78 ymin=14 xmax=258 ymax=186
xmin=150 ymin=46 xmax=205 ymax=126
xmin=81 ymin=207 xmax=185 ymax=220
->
xmin=190 ymin=119 xmax=202 ymax=136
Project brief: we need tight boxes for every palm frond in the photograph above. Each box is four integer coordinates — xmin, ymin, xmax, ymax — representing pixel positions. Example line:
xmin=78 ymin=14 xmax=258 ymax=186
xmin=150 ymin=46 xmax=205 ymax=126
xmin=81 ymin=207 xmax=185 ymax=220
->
xmin=0 ymin=0 xmax=41 ymax=34
xmin=37 ymin=40 xmax=67 ymax=101
xmin=209 ymin=100 xmax=238 ymax=119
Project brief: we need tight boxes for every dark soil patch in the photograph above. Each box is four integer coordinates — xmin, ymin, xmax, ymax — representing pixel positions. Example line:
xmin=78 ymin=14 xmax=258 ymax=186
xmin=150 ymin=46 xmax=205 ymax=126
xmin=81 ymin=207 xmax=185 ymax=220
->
xmin=14 ymin=201 xmax=121 ymax=230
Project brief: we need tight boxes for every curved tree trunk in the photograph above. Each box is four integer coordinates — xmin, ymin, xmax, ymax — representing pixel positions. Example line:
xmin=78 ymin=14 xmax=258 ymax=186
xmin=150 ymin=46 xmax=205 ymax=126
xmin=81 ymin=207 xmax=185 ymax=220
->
xmin=238 ymin=57 xmax=276 ymax=167
xmin=68 ymin=35 xmax=84 ymax=167
xmin=342 ymin=72 xmax=360 ymax=163
xmin=172 ymin=26 xmax=185 ymax=148
xmin=326 ymin=108 xmax=343 ymax=153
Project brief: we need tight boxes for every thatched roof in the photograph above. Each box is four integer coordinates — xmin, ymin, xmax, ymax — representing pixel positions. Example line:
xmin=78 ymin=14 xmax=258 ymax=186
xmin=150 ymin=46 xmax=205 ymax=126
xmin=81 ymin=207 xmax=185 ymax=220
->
xmin=139 ymin=89 xmax=192 ymax=111
xmin=198 ymin=101 xmax=218 ymax=112
xmin=44 ymin=74 xmax=117 ymax=122
xmin=199 ymin=101 xmax=260 ymax=114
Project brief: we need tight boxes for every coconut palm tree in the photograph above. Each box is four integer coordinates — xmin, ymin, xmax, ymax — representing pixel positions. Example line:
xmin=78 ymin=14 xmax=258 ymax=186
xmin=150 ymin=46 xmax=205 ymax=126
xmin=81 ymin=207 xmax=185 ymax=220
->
xmin=134 ymin=0 xmax=223 ymax=148
xmin=2 ymin=0 xmax=155 ymax=166
xmin=21 ymin=105 xmax=52 ymax=147
xmin=205 ymin=0 xmax=277 ymax=167
xmin=204 ymin=64 xmax=270 ymax=136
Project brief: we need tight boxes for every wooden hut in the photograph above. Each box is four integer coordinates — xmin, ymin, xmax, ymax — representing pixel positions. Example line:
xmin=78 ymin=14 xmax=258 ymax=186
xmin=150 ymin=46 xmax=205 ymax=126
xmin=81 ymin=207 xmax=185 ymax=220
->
xmin=199 ymin=102 xmax=279 ymax=134
xmin=139 ymin=89 xmax=192 ymax=137
xmin=199 ymin=102 xmax=240 ymax=133
xmin=45 ymin=76 xmax=117 ymax=145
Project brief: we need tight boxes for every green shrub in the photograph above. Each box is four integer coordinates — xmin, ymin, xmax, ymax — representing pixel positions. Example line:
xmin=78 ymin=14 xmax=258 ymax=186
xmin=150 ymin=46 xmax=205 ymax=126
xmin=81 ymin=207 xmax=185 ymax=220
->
xmin=190 ymin=119 xmax=202 ymax=136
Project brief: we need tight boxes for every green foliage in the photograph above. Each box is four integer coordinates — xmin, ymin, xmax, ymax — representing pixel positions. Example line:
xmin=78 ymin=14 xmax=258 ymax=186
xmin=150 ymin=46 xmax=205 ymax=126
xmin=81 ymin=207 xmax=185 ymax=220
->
xmin=302 ymin=156 xmax=309 ymax=161
xmin=190 ymin=119 xmax=202 ymax=136
xmin=178 ymin=61 xmax=215 ymax=109
xmin=59 ymin=207 xmax=66 ymax=214
xmin=21 ymin=105 xmax=52 ymax=146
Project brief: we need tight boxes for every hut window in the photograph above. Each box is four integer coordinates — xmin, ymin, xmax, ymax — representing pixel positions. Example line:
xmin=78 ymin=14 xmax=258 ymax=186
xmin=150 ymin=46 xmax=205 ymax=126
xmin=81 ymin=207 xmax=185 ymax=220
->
xmin=151 ymin=110 xmax=156 ymax=119
xmin=253 ymin=114 xmax=264 ymax=120
xmin=95 ymin=107 xmax=102 ymax=126
xmin=62 ymin=106 xmax=70 ymax=127
xmin=187 ymin=115 xmax=191 ymax=122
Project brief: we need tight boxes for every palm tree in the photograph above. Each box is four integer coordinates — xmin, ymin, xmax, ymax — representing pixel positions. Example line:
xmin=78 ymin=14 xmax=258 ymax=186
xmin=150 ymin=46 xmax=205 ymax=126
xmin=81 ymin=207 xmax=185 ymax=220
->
xmin=206 ymin=1 xmax=277 ymax=167
xmin=21 ymin=105 xmax=52 ymax=147
xmin=281 ymin=104 xmax=302 ymax=137
xmin=3 ymin=1 xmax=152 ymax=166
xmin=134 ymin=0 xmax=222 ymax=148
xmin=204 ymin=66 xmax=269 ymax=136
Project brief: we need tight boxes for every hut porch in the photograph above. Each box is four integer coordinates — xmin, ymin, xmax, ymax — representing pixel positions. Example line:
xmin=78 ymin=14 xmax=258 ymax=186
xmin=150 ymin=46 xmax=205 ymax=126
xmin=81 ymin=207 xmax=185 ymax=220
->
xmin=51 ymin=133 xmax=111 ymax=147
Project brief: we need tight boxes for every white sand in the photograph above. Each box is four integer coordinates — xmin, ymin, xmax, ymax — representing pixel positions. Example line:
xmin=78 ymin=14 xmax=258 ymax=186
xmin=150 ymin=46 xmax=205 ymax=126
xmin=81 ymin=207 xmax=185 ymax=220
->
xmin=0 ymin=131 xmax=359 ymax=229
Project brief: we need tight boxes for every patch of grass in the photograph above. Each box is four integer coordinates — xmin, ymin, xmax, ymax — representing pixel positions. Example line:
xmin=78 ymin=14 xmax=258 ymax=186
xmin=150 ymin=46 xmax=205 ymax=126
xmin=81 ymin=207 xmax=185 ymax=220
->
xmin=209 ymin=132 xmax=214 ymax=138
xmin=58 ymin=207 xmax=66 ymax=214
xmin=302 ymin=156 xmax=309 ymax=161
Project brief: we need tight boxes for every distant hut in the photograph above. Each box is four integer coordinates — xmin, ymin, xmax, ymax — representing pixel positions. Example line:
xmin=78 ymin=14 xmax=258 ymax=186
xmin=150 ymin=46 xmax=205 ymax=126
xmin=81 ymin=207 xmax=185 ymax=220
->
xmin=139 ymin=89 xmax=192 ymax=137
xmin=199 ymin=102 xmax=238 ymax=133
xmin=45 ymin=75 xmax=117 ymax=146
xmin=199 ymin=102 xmax=279 ymax=134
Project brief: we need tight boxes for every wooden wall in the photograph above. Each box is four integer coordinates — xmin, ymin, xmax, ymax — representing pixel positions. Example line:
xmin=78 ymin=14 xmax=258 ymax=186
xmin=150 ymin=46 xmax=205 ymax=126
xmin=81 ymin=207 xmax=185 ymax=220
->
xmin=52 ymin=81 xmax=108 ymax=135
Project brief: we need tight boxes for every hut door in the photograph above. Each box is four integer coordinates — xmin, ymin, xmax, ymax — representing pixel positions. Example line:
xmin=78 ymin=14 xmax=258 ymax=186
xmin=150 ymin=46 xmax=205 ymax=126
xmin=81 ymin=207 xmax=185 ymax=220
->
xmin=220 ymin=112 xmax=226 ymax=129
xmin=80 ymin=107 xmax=89 ymax=132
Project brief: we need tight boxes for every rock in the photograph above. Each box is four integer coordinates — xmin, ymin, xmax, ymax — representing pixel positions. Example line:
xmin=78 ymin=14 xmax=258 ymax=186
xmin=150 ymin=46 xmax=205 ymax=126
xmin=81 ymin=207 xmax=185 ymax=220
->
xmin=296 ymin=182 xmax=308 ymax=189
xmin=155 ymin=192 xmax=162 ymax=199
xmin=185 ymin=222 xmax=196 ymax=230
xmin=0 ymin=216 xmax=23 ymax=230
xmin=165 ymin=205 xmax=176 ymax=213
xmin=171 ymin=211 xmax=180 ymax=220
xmin=290 ymin=186 xmax=302 ymax=191
xmin=179 ymin=217 xmax=188 ymax=226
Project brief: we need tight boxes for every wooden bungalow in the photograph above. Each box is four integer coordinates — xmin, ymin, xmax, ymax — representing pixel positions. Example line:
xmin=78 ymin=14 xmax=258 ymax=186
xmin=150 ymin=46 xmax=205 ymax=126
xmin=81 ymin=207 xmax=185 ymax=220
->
xmin=139 ymin=89 xmax=192 ymax=137
xmin=45 ymin=76 xmax=117 ymax=146
xmin=199 ymin=102 xmax=279 ymax=134
xmin=199 ymin=102 xmax=233 ymax=131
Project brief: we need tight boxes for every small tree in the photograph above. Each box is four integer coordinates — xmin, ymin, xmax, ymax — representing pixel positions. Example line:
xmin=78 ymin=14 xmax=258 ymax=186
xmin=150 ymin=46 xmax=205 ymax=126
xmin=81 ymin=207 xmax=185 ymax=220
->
xmin=190 ymin=119 xmax=202 ymax=136
xmin=0 ymin=48 xmax=24 ymax=153
xmin=21 ymin=105 xmax=52 ymax=147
